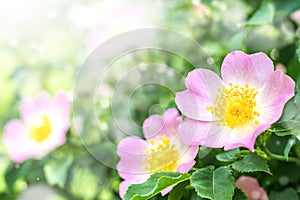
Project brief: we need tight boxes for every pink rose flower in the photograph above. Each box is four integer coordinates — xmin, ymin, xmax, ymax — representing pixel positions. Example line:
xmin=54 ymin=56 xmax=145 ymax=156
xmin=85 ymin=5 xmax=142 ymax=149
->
xmin=235 ymin=176 xmax=268 ymax=200
xmin=2 ymin=91 xmax=71 ymax=163
xmin=194 ymin=3 xmax=210 ymax=22
xmin=116 ymin=108 xmax=198 ymax=198
xmin=176 ymin=51 xmax=295 ymax=151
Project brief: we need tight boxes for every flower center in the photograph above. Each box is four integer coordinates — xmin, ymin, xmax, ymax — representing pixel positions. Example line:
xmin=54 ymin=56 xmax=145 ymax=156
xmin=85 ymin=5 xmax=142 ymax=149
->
xmin=206 ymin=83 xmax=260 ymax=129
xmin=29 ymin=115 xmax=52 ymax=142
xmin=143 ymin=135 xmax=179 ymax=173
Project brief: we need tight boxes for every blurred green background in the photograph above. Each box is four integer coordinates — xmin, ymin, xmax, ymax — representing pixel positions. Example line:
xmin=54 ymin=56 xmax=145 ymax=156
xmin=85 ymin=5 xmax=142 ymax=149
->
xmin=0 ymin=0 xmax=300 ymax=199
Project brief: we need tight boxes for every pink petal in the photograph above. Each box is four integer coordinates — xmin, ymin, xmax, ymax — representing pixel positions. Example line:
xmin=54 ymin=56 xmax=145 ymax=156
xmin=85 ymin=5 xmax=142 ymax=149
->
xmin=161 ymin=187 xmax=173 ymax=196
xmin=177 ymin=160 xmax=196 ymax=173
xmin=36 ymin=129 xmax=67 ymax=156
xmin=2 ymin=120 xmax=31 ymax=163
xmin=119 ymin=180 xmax=132 ymax=199
xmin=174 ymin=136 xmax=199 ymax=163
xmin=119 ymin=176 xmax=149 ymax=199
xmin=178 ymin=145 xmax=199 ymax=164
xmin=178 ymin=119 xmax=229 ymax=148
xmin=162 ymin=108 xmax=182 ymax=137
xmin=224 ymin=123 xmax=271 ymax=151
xmin=54 ymin=92 xmax=71 ymax=119
xmin=236 ymin=176 xmax=269 ymax=200
xmin=291 ymin=9 xmax=300 ymax=25
xmin=117 ymin=137 xmax=149 ymax=179
xmin=185 ymin=68 xmax=223 ymax=97
xmin=49 ymin=94 xmax=71 ymax=133
xmin=142 ymin=115 xmax=164 ymax=140
xmin=256 ymin=70 xmax=295 ymax=124
xmin=142 ymin=109 xmax=182 ymax=140
xmin=221 ymin=51 xmax=274 ymax=88
xmin=117 ymin=159 xmax=148 ymax=180
xmin=176 ymin=69 xmax=223 ymax=121
xmin=20 ymin=91 xmax=52 ymax=119
xmin=175 ymin=90 xmax=214 ymax=121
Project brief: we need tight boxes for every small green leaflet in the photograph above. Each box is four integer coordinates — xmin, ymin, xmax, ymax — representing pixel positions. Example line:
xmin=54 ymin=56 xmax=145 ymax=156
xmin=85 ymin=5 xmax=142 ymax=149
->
xmin=124 ymin=172 xmax=190 ymax=200
xmin=216 ymin=148 xmax=240 ymax=162
xmin=280 ymin=100 xmax=298 ymax=122
xmin=232 ymin=153 xmax=271 ymax=174
xmin=43 ymin=154 xmax=73 ymax=188
xmin=274 ymin=93 xmax=300 ymax=137
xmin=294 ymin=92 xmax=300 ymax=109
xmin=284 ymin=137 xmax=297 ymax=160
xmin=297 ymin=41 xmax=300 ymax=64
xmin=247 ymin=1 xmax=275 ymax=26
xmin=274 ymin=120 xmax=300 ymax=137
xmin=275 ymin=0 xmax=300 ymax=15
xmin=190 ymin=166 xmax=235 ymax=200
xmin=70 ymin=167 xmax=99 ymax=199
xmin=167 ymin=180 xmax=189 ymax=200
xmin=5 ymin=160 xmax=33 ymax=191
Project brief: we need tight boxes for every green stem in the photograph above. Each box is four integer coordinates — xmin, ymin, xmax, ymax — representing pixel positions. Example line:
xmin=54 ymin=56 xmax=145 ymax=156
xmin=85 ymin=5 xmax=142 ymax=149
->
xmin=264 ymin=147 xmax=300 ymax=163
xmin=268 ymin=128 xmax=293 ymax=132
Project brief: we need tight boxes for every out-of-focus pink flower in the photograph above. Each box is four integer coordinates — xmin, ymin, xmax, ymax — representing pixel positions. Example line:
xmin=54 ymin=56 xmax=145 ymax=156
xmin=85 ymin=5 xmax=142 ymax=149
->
xmin=235 ymin=176 xmax=268 ymax=200
xmin=2 ymin=91 xmax=71 ymax=163
xmin=116 ymin=108 xmax=198 ymax=198
xmin=85 ymin=3 xmax=152 ymax=53
xmin=291 ymin=9 xmax=300 ymax=25
xmin=176 ymin=51 xmax=295 ymax=151
xmin=195 ymin=4 xmax=206 ymax=12
xmin=194 ymin=3 xmax=210 ymax=22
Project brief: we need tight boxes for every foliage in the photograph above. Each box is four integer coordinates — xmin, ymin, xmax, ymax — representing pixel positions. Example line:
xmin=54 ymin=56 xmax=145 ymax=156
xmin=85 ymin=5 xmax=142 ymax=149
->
xmin=124 ymin=172 xmax=190 ymax=200
xmin=190 ymin=166 xmax=235 ymax=200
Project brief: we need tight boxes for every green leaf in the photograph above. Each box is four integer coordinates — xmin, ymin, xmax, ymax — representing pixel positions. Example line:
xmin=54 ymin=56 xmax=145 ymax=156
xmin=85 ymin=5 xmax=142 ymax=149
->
xmin=216 ymin=148 xmax=240 ymax=162
xmin=191 ymin=166 xmax=214 ymax=199
xmin=70 ymin=167 xmax=99 ymax=199
xmin=43 ymin=155 xmax=73 ymax=188
xmin=227 ymin=30 xmax=244 ymax=51
xmin=284 ymin=137 xmax=296 ymax=160
xmin=275 ymin=95 xmax=300 ymax=137
xmin=190 ymin=166 xmax=235 ymax=200
xmin=168 ymin=180 xmax=189 ymax=200
xmin=280 ymin=100 xmax=298 ymax=122
xmin=297 ymin=43 xmax=300 ymax=64
xmin=274 ymin=120 xmax=300 ymax=137
xmin=124 ymin=172 xmax=190 ymax=200
xmin=294 ymin=91 xmax=300 ymax=108
xmin=233 ymin=189 xmax=247 ymax=200
xmin=5 ymin=160 xmax=33 ymax=191
xmin=247 ymin=1 xmax=275 ymax=26
xmin=232 ymin=154 xmax=271 ymax=174
xmin=269 ymin=188 xmax=299 ymax=200
xmin=0 ymin=193 xmax=18 ymax=200
xmin=275 ymin=0 xmax=300 ymax=15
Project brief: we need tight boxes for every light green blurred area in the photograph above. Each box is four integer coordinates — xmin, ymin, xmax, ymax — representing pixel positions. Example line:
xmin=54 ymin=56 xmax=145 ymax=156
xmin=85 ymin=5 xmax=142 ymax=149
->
xmin=0 ymin=0 xmax=299 ymax=199
xmin=0 ymin=0 xmax=164 ymax=199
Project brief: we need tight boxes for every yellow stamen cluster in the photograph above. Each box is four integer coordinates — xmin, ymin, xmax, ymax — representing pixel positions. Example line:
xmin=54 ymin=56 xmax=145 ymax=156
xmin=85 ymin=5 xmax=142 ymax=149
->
xmin=206 ymin=83 xmax=260 ymax=129
xmin=143 ymin=135 xmax=179 ymax=173
xmin=29 ymin=115 xmax=52 ymax=142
